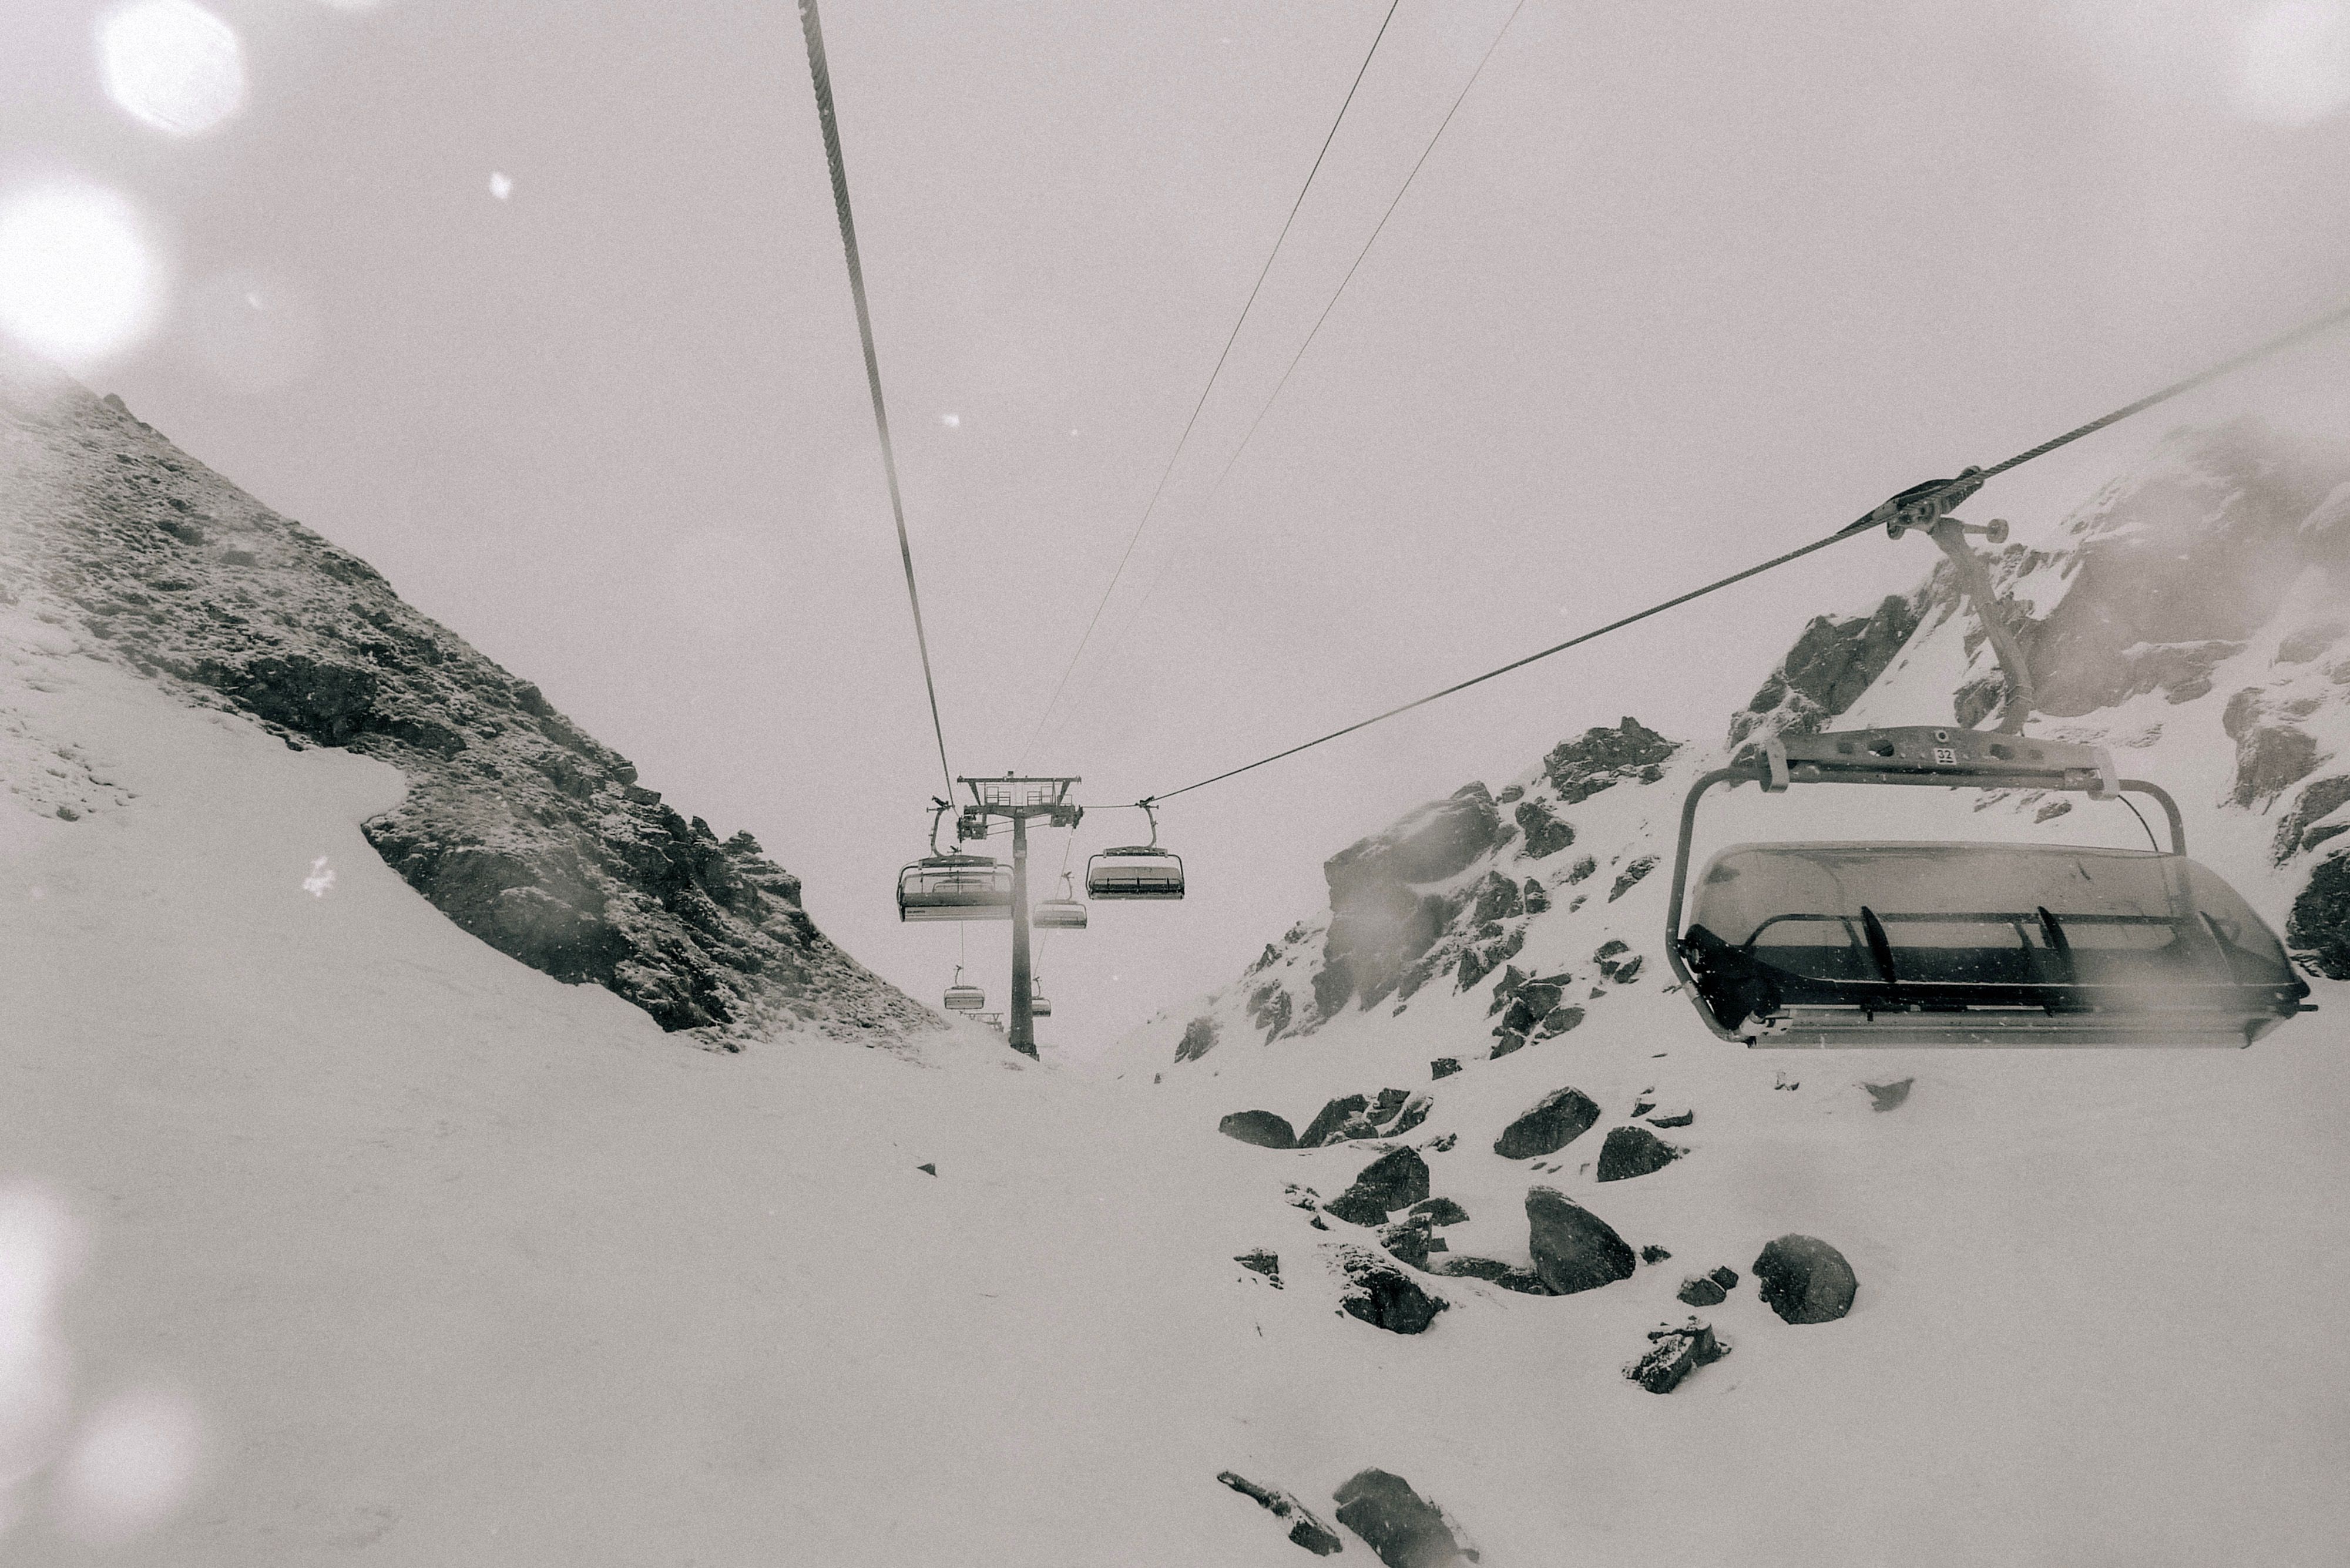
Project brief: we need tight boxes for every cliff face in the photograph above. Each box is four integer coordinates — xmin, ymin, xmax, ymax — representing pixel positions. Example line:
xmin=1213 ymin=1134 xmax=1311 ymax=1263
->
xmin=0 ymin=348 xmax=931 ymax=1046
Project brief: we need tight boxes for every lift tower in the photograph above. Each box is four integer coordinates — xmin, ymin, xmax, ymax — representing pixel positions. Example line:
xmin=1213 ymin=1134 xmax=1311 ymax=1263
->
xmin=956 ymin=776 xmax=1081 ymax=1058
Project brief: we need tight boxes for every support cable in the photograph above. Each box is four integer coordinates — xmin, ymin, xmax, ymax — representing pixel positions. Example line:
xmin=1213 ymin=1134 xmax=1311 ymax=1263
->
xmin=1140 ymin=296 xmax=2350 ymax=804
xmin=1019 ymin=0 xmax=1405 ymax=765
xmin=798 ymin=0 xmax=955 ymax=797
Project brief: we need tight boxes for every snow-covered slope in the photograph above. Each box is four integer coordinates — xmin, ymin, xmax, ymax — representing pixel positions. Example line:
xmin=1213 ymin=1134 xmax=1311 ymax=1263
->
xmin=1106 ymin=419 xmax=2350 ymax=1560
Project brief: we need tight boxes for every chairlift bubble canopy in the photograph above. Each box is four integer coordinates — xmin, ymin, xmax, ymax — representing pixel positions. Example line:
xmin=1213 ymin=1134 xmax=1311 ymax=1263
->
xmin=1666 ymin=726 xmax=2312 ymax=1047
xmin=897 ymin=852 xmax=1012 ymax=922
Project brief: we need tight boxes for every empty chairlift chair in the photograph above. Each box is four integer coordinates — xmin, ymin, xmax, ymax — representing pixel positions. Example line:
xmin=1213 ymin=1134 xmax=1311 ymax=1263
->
xmin=1086 ymin=804 xmax=1186 ymax=901
xmin=942 ymin=967 xmax=985 ymax=1013
xmin=1033 ymin=873 xmax=1089 ymax=930
xmin=1665 ymin=727 xmax=2311 ymax=1047
xmin=897 ymin=853 xmax=1013 ymax=922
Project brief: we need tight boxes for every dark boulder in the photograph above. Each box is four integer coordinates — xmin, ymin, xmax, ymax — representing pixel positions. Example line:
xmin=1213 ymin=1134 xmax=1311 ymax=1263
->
xmin=1623 ymin=1317 xmax=1730 ymax=1394
xmin=1299 ymin=1094 xmax=1370 ymax=1149
xmin=1596 ymin=1126 xmax=1686 ymax=1182
xmin=1332 ymin=1469 xmax=1479 ymax=1566
xmin=1333 ymin=1247 xmax=1448 ymax=1334
xmin=1218 ymin=1110 xmax=1297 ymax=1149
xmin=1469 ymin=869 xmax=1523 ymax=922
xmin=1430 ymin=1057 xmax=1462 ymax=1080
xmin=1525 ymin=1187 xmax=1636 ymax=1295
xmin=1646 ymin=1108 xmax=1693 ymax=1128
xmin=2232 ymin=723 xmax=2321 ymax=805
xmin=1493 ymin=1087 xmax=1600 ymax=1159
xmin=1543 ymin=717 xmax=1679 ymax=804
xmin=1564 ymin=854 xmax=1597 ymax=885
xmin=1676 ymin=1274 xmax=1727 ymax=1307
xmin=1522 ymin=877 xmax=1550 ymax=914
xmin=1432 ymin=1255 xmax=1553 ymax=1294
xmin=1608 ymin=855 xmax=1659 ymax=902
xmin=1236 ymin=1249 xmax=1281 ymax=1284
xmin=1347 ymin=1146 xmax=1431 ymax=1211
xmin=1710 ymin=1265 xmax=1738 ymax=1290
xmin=1592 ymin=939 xmax=1643 ymax=983
xmin=1754 ymin=1234 xmax=1859 ymax=1324
xmin=1536 ymin=1006 xmax=1585 ymax=1038
xmin=1378 ymin=1216 xmax=1435 ymax=1271
xmin=1513 ymin=798 xmax=1577 ymax=858
xmin=1217 ymin=1471 xmax=1341 ymax=1556
xmin=1639 ymin=1244 xmax=1671 ymax=1264
xmin=1409 ymin=1196 xmax=1469 ymax=1226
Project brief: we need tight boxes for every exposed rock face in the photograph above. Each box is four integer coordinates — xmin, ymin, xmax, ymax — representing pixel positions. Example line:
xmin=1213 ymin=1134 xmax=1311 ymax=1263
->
xmin=1493 ymin=1087 xmax=1602 ymax=1160
xmin=1754 ymin=1234 xmax=1859 ymax=1324
xmin=1299 ymin=1094 xmax=1371 ymax=1149
xmin=1309 ymin=785 xmax=1506 ymax=1018
xmin=2288 ymin=851 xmax=2350 ymax=978
xmin=1513 ymin=797 xmax=1576 ymax=858
xmin=1624 ymin=1318 xmax=1730 ymax=1394
xmin=2273 ymin=776 xmax=2350 ymax=863
xmin=1596 ymin=1126 xmax=1686 ymax=1181
xmin=1730 ymin=591 xmax=1924 ymax=748
xmin=1176 ymin=1016 xmax=1222 ymax=1062
xmin=1234 ymin=1250 xmax=1281 ymax=1284
xmin=1332 ymin=1246 xmax=1448 ymax=1334
xmin=1217 ymin=1471 xmax=1341 ymax=1555
xmin=1430 ymin=1057 xmax=1462 ymax=1080
xmin=1331 ymin=1147 xmax=1431 ymax=1220
xmin=1592 ymin=939 xmax=1643 ymax=984
xmin=1608 ymin=855 xmax=1659 ymax=902
xmin=1331 ymin=1469 xmax=1479 ymax=1567
xmin=1218 ymin=1111 xmax=1297 ymax=1149
xmin=0 ymin=351 xmax=925 ymax=1046
xmin=1525 ymin=1187 xmax=1636 ymax=1295
xmin=2232 ymin=721 xmax=2322 ymax=806
xmin=1409 ymin=1197 xmax=1468 ymax=1227
xmin=1542 ymin=717 xmax=1679 ymax=804
xmin=2023 ymin=420 xmax=2350 ymax=716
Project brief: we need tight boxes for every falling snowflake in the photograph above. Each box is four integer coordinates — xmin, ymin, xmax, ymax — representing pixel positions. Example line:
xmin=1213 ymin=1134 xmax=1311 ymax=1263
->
xmin=488 ymin=172 xmax=513 ymax=200
xmin=302 ymin=857 xmax=334 ymax=898
xmin=939 ymin=412 xmax=960 ymax=428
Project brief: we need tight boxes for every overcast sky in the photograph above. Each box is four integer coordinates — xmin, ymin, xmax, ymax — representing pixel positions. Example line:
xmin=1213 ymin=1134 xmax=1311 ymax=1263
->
xmin=9 ymin=0 xmax=2350 ymax=1055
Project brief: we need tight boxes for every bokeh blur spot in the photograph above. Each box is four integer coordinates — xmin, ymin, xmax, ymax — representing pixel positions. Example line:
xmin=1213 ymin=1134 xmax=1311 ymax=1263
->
xmin=0 ymin=182 xmax=166 ymax=367
xmin=98 ymin=0 xmax=247 ymax=138
xmin=54 ymin=1389 xmax=203 ymax=1545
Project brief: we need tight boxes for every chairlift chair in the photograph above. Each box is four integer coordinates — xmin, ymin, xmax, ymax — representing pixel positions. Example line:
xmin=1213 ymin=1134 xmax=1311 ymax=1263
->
xmin=1033 ymin=873 xmax=1090 ymax=930
xmin=1029 ymin=988 xmax=1053 ymax=1019
xmin=897 ymin=853 xmax=1013 ymax=921
xmin=1665 ymin=726 xmax=2311 ymax=1047
xmin=1086 ymin=803 xmax=1186 ymax=901
xmin=942 ymin=966 xmax=985 ymax=1013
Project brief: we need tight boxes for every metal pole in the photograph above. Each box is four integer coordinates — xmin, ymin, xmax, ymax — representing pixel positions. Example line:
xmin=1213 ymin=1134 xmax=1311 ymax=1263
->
xmin=1009 ymin=810 xmax=1036 ymax=1057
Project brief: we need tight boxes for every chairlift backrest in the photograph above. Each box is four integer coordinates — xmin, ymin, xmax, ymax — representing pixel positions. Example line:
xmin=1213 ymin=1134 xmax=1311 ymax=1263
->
xmin=898 ymin=853 xmax=1014 ymax=922
xmin=1086 ymin=846 xmax=1185 ymax=901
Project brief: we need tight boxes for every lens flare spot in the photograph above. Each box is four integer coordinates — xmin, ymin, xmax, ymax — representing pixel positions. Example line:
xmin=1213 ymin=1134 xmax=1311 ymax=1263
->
xmin=0 ymin=1188 xmax=82 ymax=1489
xmin=98 ymin=0 xmax=246 ymax=138
xmin=0 ymin=183 xmax=166 ymax=367
xmin=55 ymin=1389 xmax=202 ymax=1544
xmin=940 ymin=412 xmax=961 ymax=428
xmin=488 ymin=171 xmax=513 ymax=200
xmin=2234 ymin=0 xmax=2350 ymax=124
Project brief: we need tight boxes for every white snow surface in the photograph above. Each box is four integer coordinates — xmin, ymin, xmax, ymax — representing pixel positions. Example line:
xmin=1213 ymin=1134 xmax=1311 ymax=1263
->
xmin=4 ymin=435 xmax=2350 ymax=1562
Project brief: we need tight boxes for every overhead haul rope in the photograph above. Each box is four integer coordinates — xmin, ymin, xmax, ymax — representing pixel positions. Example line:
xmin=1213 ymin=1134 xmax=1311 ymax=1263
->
xmin=798 ymin=0 xmax=956 ymax=797
xmin=1022 ymin=0 xmax=1529 ymax=768
xmin=1018 ymin=0 xmax=1406 ymax=767
xmin=1138 ymin=296 xmax=2350 ymax=805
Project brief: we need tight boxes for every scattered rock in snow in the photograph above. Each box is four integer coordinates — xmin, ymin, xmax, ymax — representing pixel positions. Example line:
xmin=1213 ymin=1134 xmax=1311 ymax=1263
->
xmin=1219 ymin=1110 xmax=1297 ymax=1149
xmin=1624 ymin=1317 xmax=1730 ymax=1394
xmin=1646 ymin=1109 xmax=1693 ymax=1129
xmin=1640 ymin=1244 xmax=1672 ymax=1264
xmin=1592 ymin=940 xmax=1643 ymax=983
xmin=1488 ymin=1032 xmax=1526 ymax=1060
xmin=1497 ymin=784 xmax=1523 ymax=804
xmin=1522 ymin=877 xmax=1549 ymax=914
xmin=1608 ymin=855 xmax=1659 ymax=902
xmin=1421 ymin=1132 xmax=1457 ymax=1153
xmin=1432 ymin=1255 xmax=1553 ymax=1294
xmin=1332 ymin=1469 xmax=1479 ymax=1567
xmin=1430 ymin=1057 xmax=1462 ymax=1080
xmin=1754 ymin=1234 xmax=1859 ymax=1324
xmin=1863 ymin=1077 xmax=1914 ymax=1112
xmin=1409 ymin=1196 xmax=1468 ymax=1226
xmin=1493 ymin=1086 xmax=1602 ymax=1159
xmin=1525 ymin=1186 xmax=1636 ymax=1295
xmin=1332 ymin=1245 xmax=1448 ymax=1334
xmin=2232 ymin=721 xmax=2321 ymax=805
xmin=1596 ymin=1126 xmax=1685 ymax=1182
xmin=1378 ymin=1215 xmax=1435 ymax=1270
xmin=1177 ymin=1015 xmax=1222 ymax=1062
xmin=1337 ymin=1146 xmax=1431 ymax=1216
xmin=1236 ymin=1249 xmax=1281 ymax=1285
xmin=1217 ymin=1470 xmax=1341 ymax=1555
xmin=1300 ymin=1094 xmax=1371 ymax=1148
xmin=915 ymin=1163 xmax=935 ymax=1176
xmin=1677 ymin=1274 xmax=1727 ymax=1307
xmin=1710 ymin=1264 xmax=1738 ymax=1290
xmin=1565 ymin=854 xmax=1597 ymax=885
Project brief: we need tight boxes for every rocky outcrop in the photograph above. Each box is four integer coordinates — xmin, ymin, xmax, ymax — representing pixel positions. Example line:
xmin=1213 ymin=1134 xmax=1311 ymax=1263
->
xmin=1607 ymin=855 xmax=1659 ymax=903
xmin=1624 ymin=1318 xmax=1730 ymax=1394
xmin=2273 ymin=775 xmax=2350 ymax=863
xmin=1176 ymin=1016 xmax=1222 ymax=1062
xmin=1542 ymin=717 xmax=1679 ymax=804
xmin=1754 ymin=1234 xmax=1859 ymax=1324
xmin=1332 ymin=1246 xmax=1448 ymax=1334
xmin=1218 ymin=1111 xmax=1297 ymax=1149
xmin=1730 ymin=591 xmax=1924 ymax=749
xmin=1512 ymin=797 xmax=1576 ymax=858
xmin=1676 ymin=1265 xmax=1739 ymax=1307
xmin=1493 ymin=1087 xmax=1601 ymax=1160
xmin=1217 ymin=1471 xmax=1341 ymax=1556
xmin=1312 ymin=784 xmax=1502 ymax=1016
xmin=0 ymin=350 xmax=926 ymax=1047
xmin=1331 ymin=1469 xmax=1479 ymax=1567
xmin=1234 ymin=1250 xmax=1281 ymax=1284
xmin=2288 ymin=851 xmax=2350 ymax=978
xmin=1525 ymin=1187 xmax=1636 ymax=1295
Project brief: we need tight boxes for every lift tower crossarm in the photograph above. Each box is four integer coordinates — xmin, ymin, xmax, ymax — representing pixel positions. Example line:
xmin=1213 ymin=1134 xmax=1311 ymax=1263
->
xmin=955 ymin=776 xmax=1083 ymax=1058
